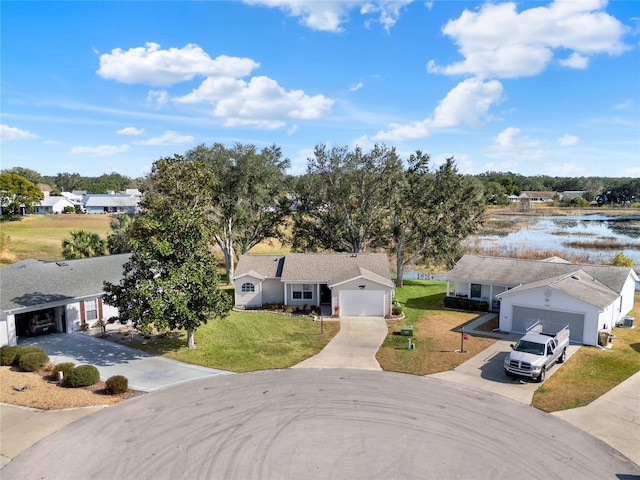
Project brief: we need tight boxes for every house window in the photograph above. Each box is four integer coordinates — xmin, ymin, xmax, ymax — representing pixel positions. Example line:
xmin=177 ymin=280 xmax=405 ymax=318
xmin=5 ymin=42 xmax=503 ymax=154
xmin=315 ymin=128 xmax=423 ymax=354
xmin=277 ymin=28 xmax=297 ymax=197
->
xmin=470 ymin=283 xmax=482 ymax=299
xmin=241 ymin=282 xmax=255 ymax=293
xmin=292 ymin=284 xmax=313 ymax=300
xmin=85 ymin=299 xmax=98 ymax=321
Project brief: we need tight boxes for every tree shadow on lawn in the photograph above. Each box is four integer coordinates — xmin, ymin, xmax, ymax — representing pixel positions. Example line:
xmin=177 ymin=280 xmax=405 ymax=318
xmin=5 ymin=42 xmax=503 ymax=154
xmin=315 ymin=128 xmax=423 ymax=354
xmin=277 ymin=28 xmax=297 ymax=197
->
xmin=404 ymin=292 xmax=446 ymax=311
xmin=630 ymin=343 xmax=640 ymax=354
xmin=99 ymin=330 xmax=187 ymax=356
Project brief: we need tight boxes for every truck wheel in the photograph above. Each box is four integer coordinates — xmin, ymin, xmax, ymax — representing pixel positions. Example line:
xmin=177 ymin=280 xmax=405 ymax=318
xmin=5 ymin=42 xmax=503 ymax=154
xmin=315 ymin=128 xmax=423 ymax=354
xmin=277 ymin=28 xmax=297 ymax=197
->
xmin=504 ymin=369 xmax=513 ymax=377
xmin=538 ymin=367 xmax=546 ymax=383
xmin=557 ymin=349 xmax=566 ymax=364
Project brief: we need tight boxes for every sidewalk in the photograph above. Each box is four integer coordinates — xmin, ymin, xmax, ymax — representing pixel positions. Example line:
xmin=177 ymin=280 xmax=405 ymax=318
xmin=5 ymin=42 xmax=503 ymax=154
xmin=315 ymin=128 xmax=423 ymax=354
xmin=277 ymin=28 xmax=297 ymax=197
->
xmin=552 ymin=371 xmax=640 ymax=466
xmin=0 ymin=404 xmax=105 ymax=468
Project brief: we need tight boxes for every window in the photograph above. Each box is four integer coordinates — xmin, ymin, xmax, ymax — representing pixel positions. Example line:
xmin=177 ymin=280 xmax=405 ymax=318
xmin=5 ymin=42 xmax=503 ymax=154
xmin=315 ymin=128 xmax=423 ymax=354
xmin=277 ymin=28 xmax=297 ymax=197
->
xmin=470 ymin=283 xmax=481 ymax=299
xmin=241 ymin=282 xmax=255 ymax=293
xmin=85 ymin=299 xmax=98 ymax=321
xmin=292 ymin=284 xmax=313 ymax=300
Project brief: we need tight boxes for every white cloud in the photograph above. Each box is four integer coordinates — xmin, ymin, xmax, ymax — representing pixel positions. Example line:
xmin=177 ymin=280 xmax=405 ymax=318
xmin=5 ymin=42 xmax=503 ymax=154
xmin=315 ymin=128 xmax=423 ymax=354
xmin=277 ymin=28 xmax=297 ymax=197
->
xmin=147 ymin=90 xmax=170 ymax=105
xmin=559 ymin=52 xmax=589 ymax=69
xmin=177 ymin=75 xmax=333 ymax=129
xmin=558 ymin=134 xmax=579 ymax=146
xmin=287 ymin=124 xmax=298 ymax=135
xmin=372 ymin=78 xmax=504 ymax=141
xmin=350 ymin=82 xmax=364 ymax=92
xmin=136 ymin=130 xmax=195 ymax=146
xmin=97 ymin=42 xmax=260 ymax=86
xmin=71 ymin=144 xmax=131 ymax=156
xmin=428 ymin=0 xmax=627 ymax=79
xmin=117 ymin=127 xmax=144 ymax=136
xmin=485 ymin=127 xmax=545 ymax=167
xmin=242 ymin=0 xmax=411 ymax=32
xmin=615 ymin=99 xmax=634 ymax=110
xmin=0 ymin=124 xmax=37 ymax=141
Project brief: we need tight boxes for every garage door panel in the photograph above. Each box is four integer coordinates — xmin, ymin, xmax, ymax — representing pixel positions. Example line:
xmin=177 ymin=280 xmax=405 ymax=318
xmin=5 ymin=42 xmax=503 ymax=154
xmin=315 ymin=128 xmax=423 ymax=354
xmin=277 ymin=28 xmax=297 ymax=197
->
xmin=512 ymin=306 xmax=583 ymax=343
xmin=339 ymin=291 xmax=385 ymax=316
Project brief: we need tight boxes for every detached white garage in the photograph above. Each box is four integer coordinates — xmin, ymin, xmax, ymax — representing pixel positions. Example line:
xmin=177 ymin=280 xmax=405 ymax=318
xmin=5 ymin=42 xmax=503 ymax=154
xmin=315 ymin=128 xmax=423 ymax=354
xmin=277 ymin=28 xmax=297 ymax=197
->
xmin=339 ymin=290 xmax=386 ymax=316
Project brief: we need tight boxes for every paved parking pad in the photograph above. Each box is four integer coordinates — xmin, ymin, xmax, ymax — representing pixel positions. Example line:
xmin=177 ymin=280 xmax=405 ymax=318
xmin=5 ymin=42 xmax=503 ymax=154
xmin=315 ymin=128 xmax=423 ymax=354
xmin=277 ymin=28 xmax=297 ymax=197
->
xmin=20 ymin=333 xmax=231 ymax=391
xmin=429 ymin=335 xmax=581 ymax=404
xmin=2 ymin=369 xmax=638 ymax=479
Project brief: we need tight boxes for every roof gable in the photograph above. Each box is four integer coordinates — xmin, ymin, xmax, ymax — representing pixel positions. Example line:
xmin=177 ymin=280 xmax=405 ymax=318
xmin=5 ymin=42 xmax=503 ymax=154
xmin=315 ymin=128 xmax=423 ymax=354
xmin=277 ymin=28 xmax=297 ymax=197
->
xmin=497 ymin=269 xmax=619 ymax=308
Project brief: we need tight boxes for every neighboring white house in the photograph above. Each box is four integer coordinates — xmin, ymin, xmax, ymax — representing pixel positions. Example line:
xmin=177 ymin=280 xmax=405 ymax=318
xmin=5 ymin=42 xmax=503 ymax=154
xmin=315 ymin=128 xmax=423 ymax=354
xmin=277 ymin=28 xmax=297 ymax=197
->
xmin=0 ymin=254 xmax=130 ymax=347
xmin=446 ymin=255 xmax=638 ymax=346
xmin=33 ymin=196 xmax=76 ymax=214
xmin=233 ymin=253 xmax=395 ymax=317
xmin=82 ymin=193 xmax=140 ymax=214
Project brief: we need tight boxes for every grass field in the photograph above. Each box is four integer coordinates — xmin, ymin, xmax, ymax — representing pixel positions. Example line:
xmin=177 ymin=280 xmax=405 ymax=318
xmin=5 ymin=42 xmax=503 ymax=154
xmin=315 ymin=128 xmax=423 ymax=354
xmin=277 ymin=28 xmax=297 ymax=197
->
xmin=1 ymin=214 xmax=112 ymax=263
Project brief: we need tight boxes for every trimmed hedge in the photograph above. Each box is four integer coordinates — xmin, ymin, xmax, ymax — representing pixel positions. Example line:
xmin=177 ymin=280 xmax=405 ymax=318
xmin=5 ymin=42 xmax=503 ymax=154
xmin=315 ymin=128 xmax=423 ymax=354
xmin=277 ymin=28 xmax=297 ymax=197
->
xmin=64 ymin=365 xmax=100 ymax=388
xmin=443 ymin=296 xmax=489 ymax=312
xmin=51 ymin=362 xmax=76 ymax=380
xmin=105 ymin=375 xmax=129 ymax=395
xmin=392 ymin=305 xmax=403 ymax=315
xmin=18 ymin=351 xmax=50 ymax=372
xmin=1 ymin=345 xmax=22 ymax=366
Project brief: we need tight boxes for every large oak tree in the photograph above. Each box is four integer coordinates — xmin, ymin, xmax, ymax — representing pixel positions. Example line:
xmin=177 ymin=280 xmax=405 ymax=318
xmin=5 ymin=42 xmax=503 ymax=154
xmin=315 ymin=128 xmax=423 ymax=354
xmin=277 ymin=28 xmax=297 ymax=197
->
xmin=185 ymin=143 xmax=290 ymax=283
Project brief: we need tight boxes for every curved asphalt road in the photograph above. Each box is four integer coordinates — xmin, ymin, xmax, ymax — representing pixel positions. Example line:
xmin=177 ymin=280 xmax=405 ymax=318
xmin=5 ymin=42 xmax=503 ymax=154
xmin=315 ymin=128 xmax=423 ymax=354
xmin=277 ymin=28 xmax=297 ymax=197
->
xmin=3 ymin=369 xmax=638 ymax=480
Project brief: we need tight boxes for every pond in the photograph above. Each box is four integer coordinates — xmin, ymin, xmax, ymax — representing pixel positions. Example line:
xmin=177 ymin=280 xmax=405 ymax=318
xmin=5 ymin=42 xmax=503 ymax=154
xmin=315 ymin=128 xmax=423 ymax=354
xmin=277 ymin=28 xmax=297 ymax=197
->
xmin=464 ymin=213 xmax=640 ymax=267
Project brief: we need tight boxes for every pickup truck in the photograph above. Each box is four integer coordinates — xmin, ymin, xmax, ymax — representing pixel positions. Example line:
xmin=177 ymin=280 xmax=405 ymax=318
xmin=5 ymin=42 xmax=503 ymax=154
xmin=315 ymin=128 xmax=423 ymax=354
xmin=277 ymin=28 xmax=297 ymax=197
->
xmin=504 ymin=324 xmax=569 ymax=382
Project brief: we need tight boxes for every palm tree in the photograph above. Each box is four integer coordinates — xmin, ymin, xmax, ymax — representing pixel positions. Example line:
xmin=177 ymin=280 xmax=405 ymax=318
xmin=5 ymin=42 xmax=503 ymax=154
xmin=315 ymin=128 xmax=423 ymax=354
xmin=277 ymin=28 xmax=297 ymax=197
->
xmin=62 ymin=230 xmax=107 ymax=259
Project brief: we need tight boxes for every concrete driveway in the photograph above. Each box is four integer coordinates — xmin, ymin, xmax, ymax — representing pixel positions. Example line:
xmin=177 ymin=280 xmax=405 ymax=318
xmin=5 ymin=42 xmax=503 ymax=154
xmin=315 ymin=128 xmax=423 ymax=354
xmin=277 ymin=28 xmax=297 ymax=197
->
xmin=429 ymin=335 xmax=581 ymax=404
xmin=292 ymin=316 xmax=387 ymax=370
xmin=19 ymin=332 xmax=231 ymax=392
xmin=3 ymin=369 xmax=639 ymax=480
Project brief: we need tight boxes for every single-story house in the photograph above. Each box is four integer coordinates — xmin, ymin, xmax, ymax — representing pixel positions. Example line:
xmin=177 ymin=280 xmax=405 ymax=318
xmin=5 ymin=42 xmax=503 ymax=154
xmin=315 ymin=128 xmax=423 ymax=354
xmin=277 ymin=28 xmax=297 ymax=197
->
xmin=82 ymin=194 xmax=140 ymax=214
xmin=516 ymin=191 xmax=557 ymax=203
xmin=34 ymin=196 xmax=76 ymax=214
xmin=0 ymin=254 xmax=130 ymax=347
xmin=446 ymin=255 xmax=638 ymax=346
xmin=233 ymin=253 xmax=395 ymax=317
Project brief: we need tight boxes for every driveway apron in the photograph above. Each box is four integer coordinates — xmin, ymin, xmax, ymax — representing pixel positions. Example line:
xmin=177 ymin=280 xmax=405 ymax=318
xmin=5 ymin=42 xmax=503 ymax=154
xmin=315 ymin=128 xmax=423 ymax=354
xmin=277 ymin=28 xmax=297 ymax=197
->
xmin=292 ymin=316 xmax=387 ymax=370
xmin=19 ymin=333 xmax=231 ymax=392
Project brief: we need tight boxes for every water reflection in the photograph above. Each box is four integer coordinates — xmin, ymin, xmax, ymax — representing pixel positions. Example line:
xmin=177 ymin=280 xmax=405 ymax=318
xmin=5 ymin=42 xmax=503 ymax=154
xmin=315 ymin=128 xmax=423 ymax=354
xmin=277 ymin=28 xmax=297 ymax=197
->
xmin=465 ymin=214 xmax=640 ymax=267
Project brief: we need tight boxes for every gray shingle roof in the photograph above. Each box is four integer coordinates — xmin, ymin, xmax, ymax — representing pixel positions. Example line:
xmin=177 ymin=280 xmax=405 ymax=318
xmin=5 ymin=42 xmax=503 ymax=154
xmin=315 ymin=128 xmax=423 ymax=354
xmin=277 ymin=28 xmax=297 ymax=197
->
xmin=0 ymin=254 xmax=131 ymax=312
xmin=234 ymin=253 xmax=393 ymax=286
xmin=447 ymin=255 xmax=637 ymax=296
xmin=498 ymin=269 xmax=620 ymax=308
xmin=82 ymin=194 xmax=139 ymax=208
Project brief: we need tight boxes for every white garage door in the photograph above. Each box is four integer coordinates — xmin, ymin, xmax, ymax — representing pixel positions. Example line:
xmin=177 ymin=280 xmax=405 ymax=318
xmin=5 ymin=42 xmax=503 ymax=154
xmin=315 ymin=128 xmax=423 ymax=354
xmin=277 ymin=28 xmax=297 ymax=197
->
xmin=512 ymin=306 xmax=584 ymax=344
xmin=339 ymin=290 xmax=385 ymax=316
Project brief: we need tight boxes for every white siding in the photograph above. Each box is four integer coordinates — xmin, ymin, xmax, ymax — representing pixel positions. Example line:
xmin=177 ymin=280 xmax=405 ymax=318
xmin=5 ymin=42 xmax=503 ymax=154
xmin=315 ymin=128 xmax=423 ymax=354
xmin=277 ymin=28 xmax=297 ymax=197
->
xmin=332 ymin=278 xmax=392 ymax=317
xmin=262 ymin=279 xmax=284 ymax=305
xmin=234 ymin=275 xmax=262 ymax=307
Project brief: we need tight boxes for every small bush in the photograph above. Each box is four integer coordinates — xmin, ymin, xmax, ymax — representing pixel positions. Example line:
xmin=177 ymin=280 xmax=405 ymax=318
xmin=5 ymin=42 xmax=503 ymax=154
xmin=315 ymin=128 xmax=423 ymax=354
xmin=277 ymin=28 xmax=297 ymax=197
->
xmin=392 ymin=305 xmax=403 ymax=315
xmin=105 ymin=375 xmax=129 ymax=395
xmin=18 ymin=351 xmax=50 ymax=372
xmin=64 ymin=365 xmax=100 ymax=388
xmin=51 ymin=362 xmax=76 ymax=380
xmin=1 ymin=345 xmax=23 ymax=365
xmin=14 ymin=346 xmax=47 ymax=365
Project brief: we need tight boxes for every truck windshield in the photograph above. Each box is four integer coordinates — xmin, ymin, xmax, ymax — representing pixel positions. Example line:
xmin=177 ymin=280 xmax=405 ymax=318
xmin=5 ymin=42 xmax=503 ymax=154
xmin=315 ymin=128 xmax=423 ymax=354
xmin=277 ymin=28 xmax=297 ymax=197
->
xmin=513 ymin=340 xmax=545 ymax=355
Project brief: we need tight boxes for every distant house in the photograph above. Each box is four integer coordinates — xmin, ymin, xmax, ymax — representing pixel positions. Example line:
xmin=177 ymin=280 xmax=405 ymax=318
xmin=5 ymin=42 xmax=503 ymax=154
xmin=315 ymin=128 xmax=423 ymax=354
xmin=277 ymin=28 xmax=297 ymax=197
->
xmin=517 ymin=191 xmax=557 ymax=203
xmin=33 ymin=196 xmax=76 ymax=214
xmin=82 ymin=193 xmax=140 ymax=214
xmin=558 ymin=191 xmax=587 ymax=201
xmin=233 ymin=253 xmax=395 ymax=317
xmin=446 ymin=255 xmax=638 ymax=346
xmin=0 ymin=254 xmax=131 ymax=347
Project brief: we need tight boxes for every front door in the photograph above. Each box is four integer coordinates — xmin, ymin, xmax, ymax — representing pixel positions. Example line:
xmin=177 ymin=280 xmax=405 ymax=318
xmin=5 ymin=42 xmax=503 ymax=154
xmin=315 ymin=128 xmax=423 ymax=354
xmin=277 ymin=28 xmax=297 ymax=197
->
xmin=320 ymin=284 xmax=331 ymax=304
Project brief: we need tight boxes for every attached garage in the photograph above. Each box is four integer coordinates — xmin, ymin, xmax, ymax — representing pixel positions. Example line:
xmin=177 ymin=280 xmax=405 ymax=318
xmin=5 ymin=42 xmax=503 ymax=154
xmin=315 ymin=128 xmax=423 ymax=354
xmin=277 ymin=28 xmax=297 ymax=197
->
xmin=339 ymin=290 xmax=386 ymax=316
xmin=512 ymin=306 xmax=585 ymax=344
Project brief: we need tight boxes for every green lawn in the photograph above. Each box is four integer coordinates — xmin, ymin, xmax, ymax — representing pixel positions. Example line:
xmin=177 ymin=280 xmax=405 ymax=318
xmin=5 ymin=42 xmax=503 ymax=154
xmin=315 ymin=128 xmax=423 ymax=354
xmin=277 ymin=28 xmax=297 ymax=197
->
xmin=113 ymin=311 xmax=339 ymax=372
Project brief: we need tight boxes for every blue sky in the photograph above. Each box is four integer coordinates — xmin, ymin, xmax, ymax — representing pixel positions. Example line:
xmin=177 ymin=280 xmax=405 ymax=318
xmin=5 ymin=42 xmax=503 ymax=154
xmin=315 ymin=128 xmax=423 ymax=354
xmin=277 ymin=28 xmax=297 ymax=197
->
xmin=2 ymin=0 xmax=639 ymax=179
